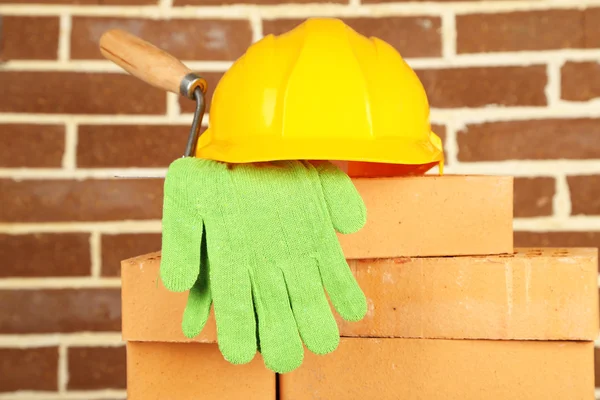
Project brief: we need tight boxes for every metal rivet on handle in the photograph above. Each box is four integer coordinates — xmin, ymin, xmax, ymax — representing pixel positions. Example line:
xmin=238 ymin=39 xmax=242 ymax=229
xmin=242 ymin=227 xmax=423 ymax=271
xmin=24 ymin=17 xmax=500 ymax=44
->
xmin=180 ymin=72 xmax=208 ymax=99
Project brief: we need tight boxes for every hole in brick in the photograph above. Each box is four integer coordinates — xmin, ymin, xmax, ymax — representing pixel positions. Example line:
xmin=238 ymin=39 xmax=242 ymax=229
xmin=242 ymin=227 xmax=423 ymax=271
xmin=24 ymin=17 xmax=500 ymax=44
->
xmin=498 ymin=253 xmax=515 ymax=258
xmin=526 ymin=249 xmax=543 ymax=257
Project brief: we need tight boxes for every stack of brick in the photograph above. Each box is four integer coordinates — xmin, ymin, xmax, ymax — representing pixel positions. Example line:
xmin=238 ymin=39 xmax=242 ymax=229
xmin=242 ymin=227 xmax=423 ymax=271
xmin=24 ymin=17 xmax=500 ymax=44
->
xmin=121 ymin=175 xmax=599 ymax=399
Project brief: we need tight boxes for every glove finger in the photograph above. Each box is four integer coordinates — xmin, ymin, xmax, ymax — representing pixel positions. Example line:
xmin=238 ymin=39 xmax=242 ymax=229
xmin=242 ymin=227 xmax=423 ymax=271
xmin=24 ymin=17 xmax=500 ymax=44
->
xmin=211 ymin=262 xmax=257 ymax=365
xmin=182 ymin=278 xmax=212 ymax=338
xmin=160 ymin=159 xmax=205 ymax=292
xmin=182 ymin=239 xmax=212 ymax=338
xmin=319 ymin=231 xmax=367 ymax=322
xmin=159 ymin=218 xmax=203 ymax=292
xmin=315 ymin=161 xmax=366 ymax=234
xmin=282 ymin=260 xmax=339 ymax=356
xmin=252 ymin=267 xmax=304 ymax=374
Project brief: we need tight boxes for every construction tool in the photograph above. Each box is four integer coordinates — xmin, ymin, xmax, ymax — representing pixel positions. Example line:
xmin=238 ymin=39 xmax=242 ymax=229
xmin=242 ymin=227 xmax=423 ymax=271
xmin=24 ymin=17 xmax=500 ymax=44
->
xmin=100 ymin=29 xmax=207 ymax=158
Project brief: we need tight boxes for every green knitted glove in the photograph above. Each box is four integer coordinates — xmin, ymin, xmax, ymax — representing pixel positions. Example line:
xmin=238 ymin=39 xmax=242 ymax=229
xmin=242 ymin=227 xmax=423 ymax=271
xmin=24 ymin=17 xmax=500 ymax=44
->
xmin=160 ymin=159 xmax=367 ymax=373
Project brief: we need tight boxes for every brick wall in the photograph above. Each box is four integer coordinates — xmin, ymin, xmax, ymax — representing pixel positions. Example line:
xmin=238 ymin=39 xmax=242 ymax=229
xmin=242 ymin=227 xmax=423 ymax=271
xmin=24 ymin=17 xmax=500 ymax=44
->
xmin=1 ymin=0 xmax=599 ymax=398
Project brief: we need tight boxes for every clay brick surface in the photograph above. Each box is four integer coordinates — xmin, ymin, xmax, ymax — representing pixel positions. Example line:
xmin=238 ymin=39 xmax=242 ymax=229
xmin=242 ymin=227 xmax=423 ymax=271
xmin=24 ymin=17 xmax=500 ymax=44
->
xmin=280 ymin=338 xmax=594 ymax=400
xmin=457 ymin=119 xmax=600 ymax=161
xmin=341 ymin=175 xmax=513 ymax=258
xmin=0 ymin=72 xmax=165 ymax=114
xmin=68 ymin=346 xmax=126 ymax=390
xmin=92 ymin=175 xmax=508 ymax=259
xmin=363 ymin=0 xmax=489 ymax=2
xmin=515 ymin=232 xmax=600 ymax=266
xmin=0 ymin=179 xmax=163 ymax=222
xmin=127 ymin=342 xmax=275 ymax=400
xmin=121 ymin=248 xmax=597 ymax=342
xmin=0 ymin=124 xmax=65 ymax=168
xmin=176 ymin=0 xmax=343 ymax=4
xmin=595 ymin=347 xmax=600 ymax=387
xmin=2 ymin=0 xmax=600 ymax=397
xmin=101 ymin=233 xmax=161 ymax=276
xmin=568 ymin=175 xmax=600 ymax=215
xmin=71 ymin=17 xmax=252 ymax=60
xmin=0 ymin=347 xmax=58 ymax=392
xmin=0 ymin=0 xmax=155 ymax=3
xmin=586 ymin=8 xmax=600 ymax=48
xmin=0 ymin=233 xmax=91 ymax=277
xmin=263 ymin=16 xmax=442 ymax=58
xmin=0 ymin=16 xmax=60 ymax=60
xmin=6 ymin=175 xmax=501 ymax=234
xmin=456 ymin=10 xmax=586 ymax=53
xmin=0 ymin=289 xmax=121 ymax=333
xmin=338 ymin=248 xmax=598 ymax=341
xmin=513 ymin=177 xmax=555 ymax=217
xmin=561 ymin=61 xmax=600 ymax=102
xmin=416 ymin=66 xmax=547 ymax=108
xmin=121 ymin=251 xmax=216 ymax=343
xmin=77 ymin=125 xmax=188 ymax=168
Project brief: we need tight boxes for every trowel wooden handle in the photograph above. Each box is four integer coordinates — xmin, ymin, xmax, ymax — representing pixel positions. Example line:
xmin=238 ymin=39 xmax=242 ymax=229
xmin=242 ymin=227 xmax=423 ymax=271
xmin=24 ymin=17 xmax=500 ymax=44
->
xmin=99 ymin=28 xmax=206 ymax=98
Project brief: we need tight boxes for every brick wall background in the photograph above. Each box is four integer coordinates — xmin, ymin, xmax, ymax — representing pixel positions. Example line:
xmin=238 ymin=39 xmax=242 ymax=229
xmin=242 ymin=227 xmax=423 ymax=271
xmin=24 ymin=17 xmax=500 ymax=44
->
xmin=1 ymin=0 xmax=600 ymax=398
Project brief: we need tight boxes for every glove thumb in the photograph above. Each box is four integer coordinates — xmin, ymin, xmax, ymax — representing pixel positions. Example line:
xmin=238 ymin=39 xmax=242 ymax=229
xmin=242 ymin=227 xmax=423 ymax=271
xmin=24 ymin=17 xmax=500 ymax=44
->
xmin=160 ymin=157 xmax=205 ymax=292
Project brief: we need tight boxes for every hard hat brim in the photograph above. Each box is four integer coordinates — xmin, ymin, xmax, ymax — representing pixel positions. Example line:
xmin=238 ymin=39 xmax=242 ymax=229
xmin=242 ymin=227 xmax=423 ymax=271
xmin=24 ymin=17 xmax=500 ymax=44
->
xmin=196 ymin=129 xmax=444 ymax=166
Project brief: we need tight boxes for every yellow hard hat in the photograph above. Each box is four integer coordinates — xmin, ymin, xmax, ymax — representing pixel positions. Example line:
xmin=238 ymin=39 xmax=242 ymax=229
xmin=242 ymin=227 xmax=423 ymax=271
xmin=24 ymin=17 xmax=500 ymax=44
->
xmin=195 ymin=17 xmax=444 ymax=172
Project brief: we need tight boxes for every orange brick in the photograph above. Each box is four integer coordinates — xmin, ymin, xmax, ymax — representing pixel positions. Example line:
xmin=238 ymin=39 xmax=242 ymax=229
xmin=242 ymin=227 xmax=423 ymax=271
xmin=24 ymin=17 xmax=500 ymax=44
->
xmin=121 ymin=248 xmax=597 ymax=342
xmin=126 ymin=342 xmax=275 ymax=400
xmin=121 ymin=251 xmax=217 ymax=343
xmin=340 ymin=247 xmax=599 ymax=340
xmin=340 ymin=175 xmax=513 ymax=258
xmin=280 ymin=338 xmax=594 ymax=400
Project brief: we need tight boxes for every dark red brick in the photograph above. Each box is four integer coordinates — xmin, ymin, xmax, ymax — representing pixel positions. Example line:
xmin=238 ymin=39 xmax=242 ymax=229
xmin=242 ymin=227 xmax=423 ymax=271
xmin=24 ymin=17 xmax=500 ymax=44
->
xmin=101 ymin=233 xmax=162 ymax=276
xmin=263 ymin=16 xmax=442 ymax=58
xmin=561 ymin=61 xmax=600 ymax=102
xmin=416 ymin=66 xmax=547 ymax=108
xmin=0 ymin=179 xmax=163 ymax=222
xmin=514 ymin=177 xmax=555 ymax=218
xmin=78 ymin=125 xmax=188 ymax=168
xmin=0 ymin=347 xmax=58 ymax=392
xmin=0 ymin=233 xmax=91 ymax=277
xmin=72 ymin=17 xmax=252 ymax=60
xmin=568 ymin=175 xmax=600 ymax=215
xmin=1 ymin=16 xmax=59 ymax=60
xmin=0 ymin=289 xmax=121 ymax=333
xmin=68 ymin=346 xmax=126 ymax=390
xmin=457 ymin=118 xmax=600 ymax=161
xmin=584 ymin=8 xmax=600 ymax=48
xmin=0 ymin=71 xmax=165 ymax=114
xmin=457 ymin=10 xmax=586 ymax=53
xmin=0 ymin=124 xmax=65 ymax=167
